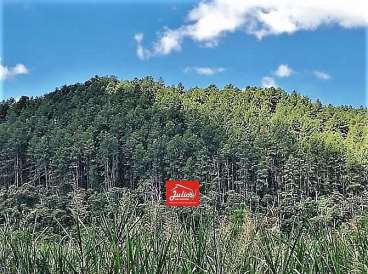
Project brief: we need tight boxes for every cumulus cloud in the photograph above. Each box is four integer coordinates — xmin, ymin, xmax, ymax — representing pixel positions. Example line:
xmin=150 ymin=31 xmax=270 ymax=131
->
xmin=0 ymin=63 xmax=29 ymax=80
xmin=136 ymin=0 xmax=368 ymax=58
xmin=134 ymin=30 xmax=183 ymax=60
xmin=12 ymin=64 xmax=29 ymax=75
xmin=261 ymin=76 xmax=278 ymax=88
xmin=184 ymin=66 xmax=225 ymax=76
xmin=274 ymin=64 xmax=293 ymax=77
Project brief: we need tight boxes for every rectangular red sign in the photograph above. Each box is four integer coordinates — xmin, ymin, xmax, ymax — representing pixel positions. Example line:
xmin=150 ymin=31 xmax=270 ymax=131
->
xmin=166 ymin=180 xmax=200 ymax=207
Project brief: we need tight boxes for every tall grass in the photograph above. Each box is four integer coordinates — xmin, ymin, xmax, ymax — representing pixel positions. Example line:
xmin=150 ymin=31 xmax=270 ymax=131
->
xmin=0 ymin=202 xmax=367 ymax=273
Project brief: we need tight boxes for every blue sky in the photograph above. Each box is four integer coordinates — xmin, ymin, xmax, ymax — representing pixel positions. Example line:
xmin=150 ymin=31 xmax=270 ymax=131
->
xmin=1 ymin=0 xmax=367 ymax=107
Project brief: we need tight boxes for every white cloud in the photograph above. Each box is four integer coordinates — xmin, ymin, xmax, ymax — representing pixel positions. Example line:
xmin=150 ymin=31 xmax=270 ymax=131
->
xmin=274 ymin=64 xmax=293 ymax=77
xmin=184 ymin=66 xmax=225 ymax=76
xmin=261 ymin=76 xmax=278 ymax=88
xmin=136 ymin=0 xmax=368 ymax=58
xmin=134 ymin=33 xmax=144 ymax=44
xmin=153 ymin=29 xmax=183 ymax=55
xmin=12 ymin=64 xmax=29 ymax=75
xmin=0 ymin=63 xmax=29 ymax=80
xmin=0 ymin=66 xmax=9 ymax=81
xmin=134 ymin=33 xmax=150 ymax=60
xmin=134 ymin=30 xmax=183 ymax=60
xmin=313 ymin=70 xmax=331 ymax=80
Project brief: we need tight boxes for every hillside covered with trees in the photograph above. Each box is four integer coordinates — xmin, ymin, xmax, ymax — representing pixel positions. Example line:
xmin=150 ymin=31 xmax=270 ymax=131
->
xmin=0 ymin=75 xmax=367 ymax=229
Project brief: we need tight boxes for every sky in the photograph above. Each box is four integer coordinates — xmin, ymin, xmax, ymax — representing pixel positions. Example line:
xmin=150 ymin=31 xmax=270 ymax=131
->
xmin=1 ymin=0 xmax=367 ymax=107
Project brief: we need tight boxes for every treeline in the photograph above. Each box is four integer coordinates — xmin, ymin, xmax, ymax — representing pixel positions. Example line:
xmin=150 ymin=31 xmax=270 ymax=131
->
xmin=0 ymin=76 xmax=367 ymax=228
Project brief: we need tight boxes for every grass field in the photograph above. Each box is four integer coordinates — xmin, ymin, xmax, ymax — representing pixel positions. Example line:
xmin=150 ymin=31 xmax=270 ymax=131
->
xmin=1 ymin=201 xmax=368 ymax=274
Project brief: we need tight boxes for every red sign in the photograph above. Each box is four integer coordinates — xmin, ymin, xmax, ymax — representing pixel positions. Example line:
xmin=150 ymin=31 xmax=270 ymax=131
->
xmin=166 ymin=180 xmax=200 ymax=207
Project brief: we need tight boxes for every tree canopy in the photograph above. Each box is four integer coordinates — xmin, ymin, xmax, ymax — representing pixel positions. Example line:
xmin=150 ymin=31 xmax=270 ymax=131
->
xmin=0 ymin=76 xmax=367 ymax=230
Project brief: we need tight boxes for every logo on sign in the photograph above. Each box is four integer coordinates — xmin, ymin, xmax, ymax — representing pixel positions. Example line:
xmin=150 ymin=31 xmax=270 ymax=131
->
xmin=166 ymin=180 xmax=200 ymax=207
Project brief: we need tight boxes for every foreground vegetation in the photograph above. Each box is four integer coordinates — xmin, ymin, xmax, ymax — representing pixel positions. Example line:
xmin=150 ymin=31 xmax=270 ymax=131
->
xmin=1 ymin=193 xmax=368 ymax=273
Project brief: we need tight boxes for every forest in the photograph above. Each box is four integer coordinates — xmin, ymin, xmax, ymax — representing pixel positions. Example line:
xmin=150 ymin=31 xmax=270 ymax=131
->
xmin=0 ymin=76 xmax=367 ymax=273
